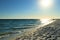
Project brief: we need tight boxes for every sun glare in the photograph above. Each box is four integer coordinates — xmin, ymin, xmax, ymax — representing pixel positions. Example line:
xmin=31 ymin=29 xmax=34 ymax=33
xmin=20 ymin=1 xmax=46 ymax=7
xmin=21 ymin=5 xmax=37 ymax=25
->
xmin=41 ymin=19 xmax=50 ymax=23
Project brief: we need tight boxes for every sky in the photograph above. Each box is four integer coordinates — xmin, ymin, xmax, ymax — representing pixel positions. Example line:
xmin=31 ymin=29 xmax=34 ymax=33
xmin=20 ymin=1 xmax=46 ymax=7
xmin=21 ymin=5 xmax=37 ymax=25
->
xmin=0 ymin=0 xmax=60 ymax=19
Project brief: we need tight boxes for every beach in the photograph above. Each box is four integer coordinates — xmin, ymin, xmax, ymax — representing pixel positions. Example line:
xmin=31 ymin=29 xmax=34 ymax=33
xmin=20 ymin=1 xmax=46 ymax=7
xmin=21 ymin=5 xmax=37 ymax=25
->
xmin=15 ymin=19 xmax=60 ymax=40
xmin=0 ymin=19 xmax=60 ymax=40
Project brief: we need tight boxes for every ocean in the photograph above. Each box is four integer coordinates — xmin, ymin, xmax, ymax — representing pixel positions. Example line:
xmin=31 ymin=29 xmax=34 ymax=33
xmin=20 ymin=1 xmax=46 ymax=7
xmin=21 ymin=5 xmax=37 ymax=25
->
xmin=0 ymin=19 xmax=40 ymax=39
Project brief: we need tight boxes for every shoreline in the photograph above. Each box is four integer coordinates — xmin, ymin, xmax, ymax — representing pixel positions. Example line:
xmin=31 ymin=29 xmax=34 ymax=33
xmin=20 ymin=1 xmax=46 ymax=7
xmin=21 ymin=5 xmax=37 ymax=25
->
xmin=15 ymin=19 xmax=55 ymax=40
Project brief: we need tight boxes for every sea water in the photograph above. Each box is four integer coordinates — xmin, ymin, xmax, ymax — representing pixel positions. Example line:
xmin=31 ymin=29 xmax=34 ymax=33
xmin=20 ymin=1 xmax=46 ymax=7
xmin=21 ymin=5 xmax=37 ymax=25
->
xmin=0 ymin=19 xmax=40 ymax=40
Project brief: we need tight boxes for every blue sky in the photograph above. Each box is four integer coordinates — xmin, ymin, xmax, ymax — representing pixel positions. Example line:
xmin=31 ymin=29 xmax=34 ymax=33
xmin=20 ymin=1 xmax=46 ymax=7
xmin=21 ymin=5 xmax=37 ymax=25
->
xmin=0 ymin=0 xmax=60 ymax=19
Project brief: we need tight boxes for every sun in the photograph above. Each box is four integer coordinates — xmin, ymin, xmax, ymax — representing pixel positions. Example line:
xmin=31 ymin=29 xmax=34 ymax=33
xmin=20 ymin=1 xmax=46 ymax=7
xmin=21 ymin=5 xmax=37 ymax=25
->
xmin=38 ymin=0 xmax=53 ymax=8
